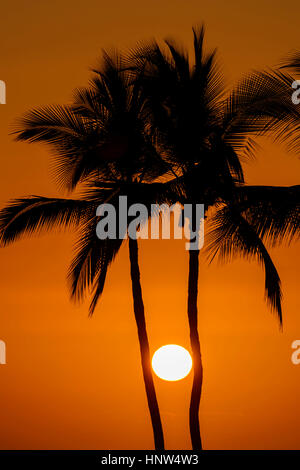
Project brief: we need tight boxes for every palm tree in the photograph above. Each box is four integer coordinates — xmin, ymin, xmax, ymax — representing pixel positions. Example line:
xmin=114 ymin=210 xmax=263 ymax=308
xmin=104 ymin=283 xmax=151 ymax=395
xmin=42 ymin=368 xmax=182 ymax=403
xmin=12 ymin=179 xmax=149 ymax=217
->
xmin=0 ymin=52 xmax=170 ymax=449
xmin=132 ymin=26 xmax=300 ymax=449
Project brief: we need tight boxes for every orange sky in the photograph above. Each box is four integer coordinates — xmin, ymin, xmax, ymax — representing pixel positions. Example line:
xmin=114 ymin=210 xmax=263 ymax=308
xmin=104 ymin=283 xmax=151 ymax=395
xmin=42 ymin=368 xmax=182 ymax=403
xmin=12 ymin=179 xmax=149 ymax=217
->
xmin=0 ymin=0 xmax=299 ymax=450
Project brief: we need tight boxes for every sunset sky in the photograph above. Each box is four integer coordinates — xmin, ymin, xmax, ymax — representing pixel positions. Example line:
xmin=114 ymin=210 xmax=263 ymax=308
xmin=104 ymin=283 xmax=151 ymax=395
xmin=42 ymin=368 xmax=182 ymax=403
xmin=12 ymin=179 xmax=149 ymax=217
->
xmin=0 ymin=0 xmax=299 ymax=450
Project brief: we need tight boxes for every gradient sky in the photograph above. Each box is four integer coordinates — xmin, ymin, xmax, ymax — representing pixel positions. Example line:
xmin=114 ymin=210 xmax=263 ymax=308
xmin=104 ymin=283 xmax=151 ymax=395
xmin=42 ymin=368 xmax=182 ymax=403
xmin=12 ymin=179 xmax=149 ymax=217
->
xmin=0 ymin=0 xmax=299 ymax=450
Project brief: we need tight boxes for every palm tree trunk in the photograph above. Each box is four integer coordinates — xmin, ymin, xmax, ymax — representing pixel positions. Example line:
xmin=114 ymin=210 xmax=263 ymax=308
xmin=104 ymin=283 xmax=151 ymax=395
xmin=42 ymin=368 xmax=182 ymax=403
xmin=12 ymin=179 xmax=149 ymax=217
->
xmin=128 ymin=238 xmax=165 ymax=450
xmin=188 ymin=249 xmax=203 ymax=450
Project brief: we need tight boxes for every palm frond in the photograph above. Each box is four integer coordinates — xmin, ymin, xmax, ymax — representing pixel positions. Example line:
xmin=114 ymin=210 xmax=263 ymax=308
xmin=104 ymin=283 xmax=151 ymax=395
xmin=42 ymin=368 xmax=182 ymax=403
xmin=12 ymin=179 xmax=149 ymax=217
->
xmin=206 ymin=205 xmax=283 ymax=324
xmin=223 ymin=70 xmax=300 ymax=154
xmin=235 ymin=185 xmax=300 ymax=245
xmin=14 ymin=105 xmax=86 ymax=145
xmin=280 ymin=51 xmax=300 ymax=75
xmin=0 ymin=196 xmax=93 ymax=246
xmin=68 ymin=215 xmax=123 ymax=314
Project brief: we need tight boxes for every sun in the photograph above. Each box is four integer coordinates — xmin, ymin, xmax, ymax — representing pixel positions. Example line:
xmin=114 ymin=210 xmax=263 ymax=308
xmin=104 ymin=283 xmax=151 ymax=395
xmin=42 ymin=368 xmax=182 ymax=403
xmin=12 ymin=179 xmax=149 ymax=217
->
xmin=152 ymin=345 xmax=192 ymax=381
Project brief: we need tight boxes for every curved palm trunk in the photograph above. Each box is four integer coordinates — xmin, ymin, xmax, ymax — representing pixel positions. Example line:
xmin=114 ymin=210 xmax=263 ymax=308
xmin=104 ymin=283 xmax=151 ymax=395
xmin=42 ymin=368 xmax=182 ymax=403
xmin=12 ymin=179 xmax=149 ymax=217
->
xmin=188 ymin=249 xmax=203 ymax=450
xmin=128 ymin=238 xmax=165 ymax=450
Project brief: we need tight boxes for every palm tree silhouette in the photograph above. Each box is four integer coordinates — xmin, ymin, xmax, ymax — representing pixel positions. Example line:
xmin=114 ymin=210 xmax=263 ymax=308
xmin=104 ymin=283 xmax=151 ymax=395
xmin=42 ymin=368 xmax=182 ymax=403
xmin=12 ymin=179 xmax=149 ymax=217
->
xmin=0 ymin=52 xmax=172 ymax=450
xmin=1 ymin=29 xmax=299 ymax=452
xmin=132 ymin=26 xmax=300 ymax=449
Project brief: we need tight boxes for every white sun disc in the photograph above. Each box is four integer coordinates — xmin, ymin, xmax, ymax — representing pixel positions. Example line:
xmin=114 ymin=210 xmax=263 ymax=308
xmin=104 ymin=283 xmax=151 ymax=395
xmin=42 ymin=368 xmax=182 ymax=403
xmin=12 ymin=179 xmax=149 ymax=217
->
xmin=152 ymin=344 xmax=192 ymax=381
